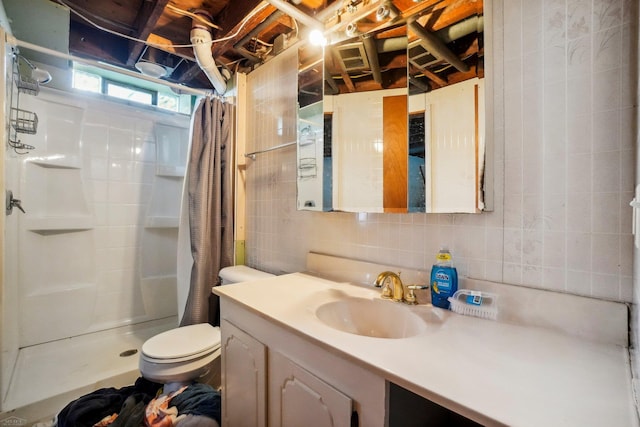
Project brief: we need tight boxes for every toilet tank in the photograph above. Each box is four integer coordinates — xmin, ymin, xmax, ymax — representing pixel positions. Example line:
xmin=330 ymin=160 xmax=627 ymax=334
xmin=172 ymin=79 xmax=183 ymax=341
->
xmin=219 ymin=265 xmax=274 ymax=285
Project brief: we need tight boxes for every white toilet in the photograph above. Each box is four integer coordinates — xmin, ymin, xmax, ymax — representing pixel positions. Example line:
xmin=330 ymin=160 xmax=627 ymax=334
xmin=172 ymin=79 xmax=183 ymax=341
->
xmin=139 ymin=265 xmax=274 ymax=387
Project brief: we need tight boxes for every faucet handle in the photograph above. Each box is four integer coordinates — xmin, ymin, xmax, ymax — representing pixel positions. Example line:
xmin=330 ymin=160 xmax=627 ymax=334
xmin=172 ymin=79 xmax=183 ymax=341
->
xmin=404 ymin=284 xmax=429 ymax=305
xmin=381 ymin=281 xmax=393 ymax=299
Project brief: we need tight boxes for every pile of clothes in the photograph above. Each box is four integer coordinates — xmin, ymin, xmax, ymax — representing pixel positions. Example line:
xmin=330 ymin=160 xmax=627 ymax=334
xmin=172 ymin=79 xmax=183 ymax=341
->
xmin=56 ymin=378 xmax=221 ymax=427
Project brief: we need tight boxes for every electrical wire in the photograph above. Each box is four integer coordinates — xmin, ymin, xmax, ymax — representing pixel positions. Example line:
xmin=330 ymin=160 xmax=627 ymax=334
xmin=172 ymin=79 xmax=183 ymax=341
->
xmin=165 ymin=4 xmax=222 ymax=30
xmin=251 ymin=38 xmax=274 ymax=47
xmin=57 ymin=0 xmax=272 ymax=49
xmin=291 ymin=16 xmax=299 ymax=40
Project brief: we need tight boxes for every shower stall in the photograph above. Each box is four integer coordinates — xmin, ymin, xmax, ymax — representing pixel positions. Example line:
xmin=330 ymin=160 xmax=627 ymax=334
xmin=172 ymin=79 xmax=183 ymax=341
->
xmin=0 ymin=34 xmax=197 ymax=414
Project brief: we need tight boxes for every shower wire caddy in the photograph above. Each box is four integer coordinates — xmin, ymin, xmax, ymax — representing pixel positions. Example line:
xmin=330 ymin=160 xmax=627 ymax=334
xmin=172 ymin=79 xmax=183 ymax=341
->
xmin=7 ymin=53 xmax=40 ymax=153
xmin=15 ymin=55 xmax=40 ymax=96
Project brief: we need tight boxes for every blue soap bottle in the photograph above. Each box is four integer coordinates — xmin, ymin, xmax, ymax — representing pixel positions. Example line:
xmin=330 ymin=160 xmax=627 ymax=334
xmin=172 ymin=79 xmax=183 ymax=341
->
xmin=430 ymin=248 xmax=458 ymax=309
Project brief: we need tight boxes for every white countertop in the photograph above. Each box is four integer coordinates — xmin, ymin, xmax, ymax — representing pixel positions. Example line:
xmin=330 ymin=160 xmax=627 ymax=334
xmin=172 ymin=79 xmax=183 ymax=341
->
xmin=214 ymin=272 xmax=638 ymax=427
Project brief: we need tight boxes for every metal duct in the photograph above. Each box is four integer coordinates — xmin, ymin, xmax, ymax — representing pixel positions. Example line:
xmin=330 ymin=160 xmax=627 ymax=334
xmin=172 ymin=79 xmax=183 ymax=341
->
xmin=264 ymin=0 xmax=323 ymax=29
xmin=234 ymin=10 xmax=285 ymax=50
xmin=377 ymin=36 xmax=408 ymax=53
xmin=437 ymin=15 xmax=484 ymax=44
xmin=373 ymin=15 xmax=484 ymax=54
xmin=408 ymin=19 xmax=470 ymax=73
xmin=362 ymin=35 xmax=382 ymax=84
xmin=324 ymin=64 xmax=340 ymax=95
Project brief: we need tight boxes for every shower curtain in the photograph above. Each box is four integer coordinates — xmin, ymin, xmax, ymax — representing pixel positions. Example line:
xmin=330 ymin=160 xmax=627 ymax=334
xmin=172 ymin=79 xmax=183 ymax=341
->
xmin=180 ymin=97 xmax=234 ymax=326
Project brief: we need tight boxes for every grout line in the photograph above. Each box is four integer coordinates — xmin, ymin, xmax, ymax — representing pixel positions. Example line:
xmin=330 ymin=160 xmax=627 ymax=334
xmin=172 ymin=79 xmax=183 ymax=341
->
xmin=563 ymin=0 xmax=569 ymax=293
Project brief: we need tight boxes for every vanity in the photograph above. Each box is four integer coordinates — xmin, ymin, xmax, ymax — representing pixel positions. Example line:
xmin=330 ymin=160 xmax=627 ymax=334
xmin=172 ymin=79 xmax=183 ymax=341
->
xmin=213 ymin=254 xmax=637 ymax=427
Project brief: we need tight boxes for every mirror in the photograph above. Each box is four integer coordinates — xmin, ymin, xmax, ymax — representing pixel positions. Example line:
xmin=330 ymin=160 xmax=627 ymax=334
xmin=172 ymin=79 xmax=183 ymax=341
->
xmin=297 ymin=1 xmax=485 ymax=213
xmin=407 ymin=10 xmax=485 ymax=213
xmin=297 ymin=44 xmax=330 ymax=211
xmin=324 ymin=24 xmax=408 ymax=213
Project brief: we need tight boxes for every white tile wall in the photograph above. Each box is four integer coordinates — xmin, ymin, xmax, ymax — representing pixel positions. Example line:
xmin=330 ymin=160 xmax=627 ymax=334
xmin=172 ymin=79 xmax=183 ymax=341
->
xmin=9 ymin=90 xmax=190 ymax=345
xmin=244 ymin=0 xmax=637 ymax=303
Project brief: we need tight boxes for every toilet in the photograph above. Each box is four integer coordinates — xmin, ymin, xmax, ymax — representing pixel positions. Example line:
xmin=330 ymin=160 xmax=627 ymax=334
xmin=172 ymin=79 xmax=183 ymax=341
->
xmin=139 ymin=265 xmax=274 ymax=388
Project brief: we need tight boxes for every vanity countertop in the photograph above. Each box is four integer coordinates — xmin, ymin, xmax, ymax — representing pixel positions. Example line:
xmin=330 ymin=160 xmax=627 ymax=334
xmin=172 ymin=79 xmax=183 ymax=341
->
xmin=214 ymin=272 xmax=638 ymax=427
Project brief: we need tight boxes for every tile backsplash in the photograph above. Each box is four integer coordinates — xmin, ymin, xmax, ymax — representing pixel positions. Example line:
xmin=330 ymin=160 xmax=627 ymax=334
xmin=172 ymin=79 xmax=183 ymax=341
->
xmin=244 ymin=0 xmax=637 ymax=303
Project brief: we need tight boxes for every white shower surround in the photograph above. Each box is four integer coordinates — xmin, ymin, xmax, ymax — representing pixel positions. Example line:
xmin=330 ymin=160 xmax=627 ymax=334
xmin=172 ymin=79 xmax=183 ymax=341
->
xmin=2 ymin=87 xmax=189 ymax=410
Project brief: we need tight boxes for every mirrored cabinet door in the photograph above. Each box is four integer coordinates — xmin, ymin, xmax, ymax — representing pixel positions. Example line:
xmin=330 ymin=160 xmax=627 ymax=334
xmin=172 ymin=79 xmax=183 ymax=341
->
xmin=297 ymin=44 xmax=329 ymax=211
xmin=296 ymin=1 xmax=487 ymax=214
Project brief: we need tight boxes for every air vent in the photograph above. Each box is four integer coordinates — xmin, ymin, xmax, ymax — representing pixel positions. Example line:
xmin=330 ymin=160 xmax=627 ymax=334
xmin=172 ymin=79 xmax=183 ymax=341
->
xmin=408 ymin=40 xmax=437 ymax=69
xmin=335 ymin=42 xmax=369 ymax=71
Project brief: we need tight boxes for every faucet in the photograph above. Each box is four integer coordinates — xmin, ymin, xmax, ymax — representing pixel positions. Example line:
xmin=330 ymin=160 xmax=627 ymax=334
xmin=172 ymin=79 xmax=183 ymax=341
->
xmin=375 ymin=271 xmax=430 ymax=304
xmin=374 ymin=271 xmax=404 ymax=302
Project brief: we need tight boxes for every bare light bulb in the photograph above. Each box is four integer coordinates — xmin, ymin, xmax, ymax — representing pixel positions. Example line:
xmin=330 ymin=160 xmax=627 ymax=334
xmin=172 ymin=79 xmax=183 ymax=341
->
xmin=308 ymin=29 xmax=326 ymax=46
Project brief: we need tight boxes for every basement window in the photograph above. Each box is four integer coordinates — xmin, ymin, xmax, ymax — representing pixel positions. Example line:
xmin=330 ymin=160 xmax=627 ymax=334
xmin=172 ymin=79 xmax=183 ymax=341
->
xmin=72 ymin=69 xmax=101 ymax=94
xmin=158 ymin=93 xmax=180 ymax=112
xmin=104 ymin=79 xmax=155 ymax=105
xmin=71 ymin=66 xmax=193 ymax=114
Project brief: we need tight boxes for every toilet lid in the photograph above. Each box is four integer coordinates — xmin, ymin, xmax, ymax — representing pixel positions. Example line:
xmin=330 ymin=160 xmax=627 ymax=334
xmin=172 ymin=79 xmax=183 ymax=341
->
xmin=142 ymin=323 xmax=221 ymax=361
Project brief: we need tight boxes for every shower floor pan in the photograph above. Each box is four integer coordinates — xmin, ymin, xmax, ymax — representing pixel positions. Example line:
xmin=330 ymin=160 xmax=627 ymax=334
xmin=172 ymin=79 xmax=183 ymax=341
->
xmin=1 ymin=317 xmax=176 ymax=422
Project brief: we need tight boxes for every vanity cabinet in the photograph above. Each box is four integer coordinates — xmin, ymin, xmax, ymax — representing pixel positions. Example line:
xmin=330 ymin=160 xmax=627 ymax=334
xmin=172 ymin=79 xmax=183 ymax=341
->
xmin=269 ymin=350 xmax=353 ymax=427
xmin=220 ymin=320 xmax=267 ymax=427
xmin=219 ymin=299 xmax=386 ymax=427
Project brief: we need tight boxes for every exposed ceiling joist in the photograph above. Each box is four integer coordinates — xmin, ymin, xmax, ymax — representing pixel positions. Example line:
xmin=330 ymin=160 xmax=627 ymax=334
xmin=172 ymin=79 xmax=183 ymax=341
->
xmin=31 ymin=0 xmax=482 ymax=92
xmin=126 ymin=0 xmax=171 ymax=66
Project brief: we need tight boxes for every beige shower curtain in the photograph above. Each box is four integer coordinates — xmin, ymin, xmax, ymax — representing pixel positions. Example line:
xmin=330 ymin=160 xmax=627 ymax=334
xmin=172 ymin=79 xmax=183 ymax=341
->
xmin=180 ymin=97 xmax=233 ymax=326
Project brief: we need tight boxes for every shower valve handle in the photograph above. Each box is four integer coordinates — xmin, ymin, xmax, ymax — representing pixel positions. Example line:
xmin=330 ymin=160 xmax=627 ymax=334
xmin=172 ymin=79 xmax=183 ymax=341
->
xmin=6 ymin=190 xmax=25 ymax=215
xmin=12 ymin=198 xmax=25 ymax=214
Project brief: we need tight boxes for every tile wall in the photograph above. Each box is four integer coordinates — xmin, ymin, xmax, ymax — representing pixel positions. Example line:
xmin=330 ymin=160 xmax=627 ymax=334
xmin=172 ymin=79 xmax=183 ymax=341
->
xmin=7 ymin=89 xmax=190 ymax=346
xmin=244 ymin=0 xmax=637 ymax=303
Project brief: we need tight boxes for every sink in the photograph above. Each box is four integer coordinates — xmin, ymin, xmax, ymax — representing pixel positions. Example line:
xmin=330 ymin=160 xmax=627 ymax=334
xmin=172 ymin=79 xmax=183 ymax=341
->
xmin=315 ymin=297 xmax=427 ymax=339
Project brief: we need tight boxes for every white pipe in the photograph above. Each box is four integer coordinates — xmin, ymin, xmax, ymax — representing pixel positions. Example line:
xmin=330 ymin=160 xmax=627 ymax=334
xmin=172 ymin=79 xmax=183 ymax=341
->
xmin=190 ymin=26 xmax=227 ymax=95
xmin=7 ymin=35 xmax=212 ymax=97
xmin=265 ymin=0 xmax=324 ymax=30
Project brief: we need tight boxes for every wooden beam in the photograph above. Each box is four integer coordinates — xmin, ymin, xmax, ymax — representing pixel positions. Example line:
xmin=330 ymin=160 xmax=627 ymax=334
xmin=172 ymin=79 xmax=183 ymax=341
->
xmin=400 ymin=0 xmax=448 ymax=21
xmin=447 ymin=65 xmax=480 ymax=84
xmin=68 ymin=21 xmax=130 ymax=65
xmin=126 ymin=0 xmax=171 ymax=66
xmin=177 ymin=62 xmax=205 ymax=84
xmin=415 ymin=66 xmax=447 ymax=87
xmin=211 ymin=5 xmax=277 ymax=58
xmin=217 ymin=0 xmax=264 ymax=35
xmin=416 ymin=0 xmax=482 ymax=32
xmin=330 ymin=48 xmax=356 ymax=92
xmin=54 ymin=0 xmax=137 ymax=33
xmin=145 ymin=33 xmax=197 ymax=60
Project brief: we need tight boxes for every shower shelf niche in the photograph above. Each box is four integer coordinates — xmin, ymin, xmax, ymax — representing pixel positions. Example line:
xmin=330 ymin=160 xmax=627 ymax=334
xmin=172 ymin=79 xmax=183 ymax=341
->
xmin=29 ymin=159 xmax=82 ymax=170
xmin=155 ymin=165 xmax=185 ymax=178
xmin=144 ymin=216 xmax=179 ymax=228
xmin=23 ymin=215 xmax=93 ymax=232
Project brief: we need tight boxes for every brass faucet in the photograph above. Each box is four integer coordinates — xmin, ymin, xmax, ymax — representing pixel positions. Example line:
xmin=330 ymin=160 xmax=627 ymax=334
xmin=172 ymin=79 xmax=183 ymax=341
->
xmin=374 ymin=271 xmax=404 ymax=302
xmin=404 ymin=284 xmax=430 ymax=304
xmin=375 ymin=272 xmax=430 ymax=304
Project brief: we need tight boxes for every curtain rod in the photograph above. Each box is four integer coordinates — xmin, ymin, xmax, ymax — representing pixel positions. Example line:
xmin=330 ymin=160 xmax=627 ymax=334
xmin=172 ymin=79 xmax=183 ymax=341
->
xmin=245 ymin=141 xmax=296 ymax=159
xmin=7 ymin=35 xmax=214 ymax=97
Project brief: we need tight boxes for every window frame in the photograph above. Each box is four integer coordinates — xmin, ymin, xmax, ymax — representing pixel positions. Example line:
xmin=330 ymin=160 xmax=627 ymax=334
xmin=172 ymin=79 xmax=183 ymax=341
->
xmin=71 ymin=66 xmax=193 ymax=115
xmin=102 ymin=78 xmax=158 ymax=106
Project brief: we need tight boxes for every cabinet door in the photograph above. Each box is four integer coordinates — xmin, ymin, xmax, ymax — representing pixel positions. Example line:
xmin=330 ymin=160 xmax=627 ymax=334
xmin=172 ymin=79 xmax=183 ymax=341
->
xmin=269 ymin=350 xmax=353 ymax=427
xmin=221 ymin=320 xmax=267 ymax=427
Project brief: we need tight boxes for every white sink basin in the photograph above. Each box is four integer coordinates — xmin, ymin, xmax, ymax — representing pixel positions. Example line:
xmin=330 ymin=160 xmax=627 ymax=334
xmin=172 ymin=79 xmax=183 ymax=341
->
xmin=315 ymin=297 xmax=427 ymax=339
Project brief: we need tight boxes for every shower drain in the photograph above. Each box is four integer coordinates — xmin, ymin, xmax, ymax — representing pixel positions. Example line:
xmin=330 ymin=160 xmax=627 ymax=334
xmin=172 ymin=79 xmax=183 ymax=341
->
xmin=119 ymin=349 xmax=138 ymax=357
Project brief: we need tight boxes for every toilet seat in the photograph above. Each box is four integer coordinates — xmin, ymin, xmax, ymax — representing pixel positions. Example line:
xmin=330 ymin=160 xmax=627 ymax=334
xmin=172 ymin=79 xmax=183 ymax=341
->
xmin=139 ymin=323 xmax=222 ymax=384
xmin=139 ymin=266 xmax=273 ymax=385
xmin=141 ymin=323 xmax=221 ymax=363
